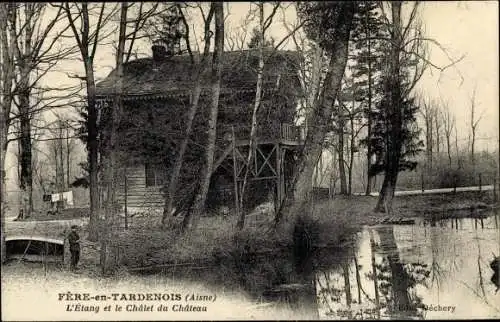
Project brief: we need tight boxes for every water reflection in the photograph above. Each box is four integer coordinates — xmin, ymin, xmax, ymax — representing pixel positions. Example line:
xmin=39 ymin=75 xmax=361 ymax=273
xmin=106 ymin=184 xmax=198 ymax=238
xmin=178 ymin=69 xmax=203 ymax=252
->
xmin=316 ymin=212 xmax=500 ymax=319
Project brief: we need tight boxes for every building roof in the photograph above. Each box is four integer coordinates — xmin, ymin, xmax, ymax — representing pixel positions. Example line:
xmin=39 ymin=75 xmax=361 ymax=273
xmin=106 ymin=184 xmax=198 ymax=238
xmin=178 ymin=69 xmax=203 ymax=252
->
xmin=95 ymin=48 xmax=302 ymax=101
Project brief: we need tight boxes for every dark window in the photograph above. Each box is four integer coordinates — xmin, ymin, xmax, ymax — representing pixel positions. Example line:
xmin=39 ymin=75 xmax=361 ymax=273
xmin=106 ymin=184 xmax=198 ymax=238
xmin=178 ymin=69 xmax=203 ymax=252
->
xmin=145 ymin=163 xmax=166 ymax=187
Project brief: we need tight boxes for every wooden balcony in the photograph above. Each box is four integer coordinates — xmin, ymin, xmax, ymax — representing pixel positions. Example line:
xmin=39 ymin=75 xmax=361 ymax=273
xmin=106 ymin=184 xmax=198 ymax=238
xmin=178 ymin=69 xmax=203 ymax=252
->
xmin=219 ymin=122 xmax=305 ymax=147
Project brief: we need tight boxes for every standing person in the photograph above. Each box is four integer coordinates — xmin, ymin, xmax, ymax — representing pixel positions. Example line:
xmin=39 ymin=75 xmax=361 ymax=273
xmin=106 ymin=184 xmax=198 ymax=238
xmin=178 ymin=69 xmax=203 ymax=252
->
xmin=68 ymin=225 xmax=81 ymax=271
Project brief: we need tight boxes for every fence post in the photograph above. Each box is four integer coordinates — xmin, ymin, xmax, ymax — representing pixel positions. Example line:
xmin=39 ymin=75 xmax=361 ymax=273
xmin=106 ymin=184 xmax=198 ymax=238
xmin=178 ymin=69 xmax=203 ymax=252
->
xmin=421 ymin=172 xmax=424 ymax=193
xmin=453 ymin=173 xmax=457 ymax=194
xmin=478 ymin=173 xmax=482 ymax=192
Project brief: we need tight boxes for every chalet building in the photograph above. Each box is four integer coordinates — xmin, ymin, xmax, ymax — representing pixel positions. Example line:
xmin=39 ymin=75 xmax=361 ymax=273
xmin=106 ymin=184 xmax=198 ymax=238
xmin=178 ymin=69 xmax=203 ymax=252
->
xmin=95 ymin=44 xmax=304 ymax=214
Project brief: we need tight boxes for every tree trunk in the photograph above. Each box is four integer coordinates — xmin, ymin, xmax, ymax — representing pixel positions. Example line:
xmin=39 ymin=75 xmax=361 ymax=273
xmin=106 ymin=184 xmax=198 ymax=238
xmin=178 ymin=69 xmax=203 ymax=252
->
xmin=85 ymin=61 xmax=100 ymax=241
xmin=15 ymin=5 xmax=34 ymax=219
xmin=1 ymin=3 xmax=15 ymax=261
xmin=374 ymin=2 xmax=403 ymax=214
xmin=446 ymin=132 xmax=452 ymax=166
xmin=161 ymin=11 xmax=214 ymax=228
xmin=348 ymin=114 xmax=355 ymax=195
xmin=365 ymin=21 xmax=374 ymax=196
xmin=183 ymin=2 xmax=223 ymax=230
xmin=237 ymin=2 xmax=265 ymax=230
xmin=66 ymin=126 xmax=71 ymax=188
xmin=18 ymin=91 xmax=33 ymax=218
xmin=275 ymin=3 xmax=355 ymax=225
xmin=101 ymin=2 xmax=128 ymax=275
xmin=434 ymin=110 xmax=440 ymax=154
xmin=0 ymin=143 xmax=5 ymax=263
xmin=338 ymin=118 xmax=347 ymax=195
xmin=58 ymin=120 xmax=65 ymax=190
xmin=307 ymin=43 xmax=323 ymax=137
xmin=0 ymin=104 xmax=7 ymax=264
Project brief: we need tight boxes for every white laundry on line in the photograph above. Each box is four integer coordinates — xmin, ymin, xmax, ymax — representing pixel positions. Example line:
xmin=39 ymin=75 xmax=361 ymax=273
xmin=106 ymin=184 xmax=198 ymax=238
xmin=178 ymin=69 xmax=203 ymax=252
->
xmin=51 ymin=191 xmax=74 ymax=206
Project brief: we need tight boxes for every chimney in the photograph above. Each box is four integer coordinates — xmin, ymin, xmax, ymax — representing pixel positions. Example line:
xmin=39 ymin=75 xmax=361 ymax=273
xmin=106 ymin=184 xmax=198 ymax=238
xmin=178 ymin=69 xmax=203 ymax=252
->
xmin=152 ymin=44 xmax=166 ymax=61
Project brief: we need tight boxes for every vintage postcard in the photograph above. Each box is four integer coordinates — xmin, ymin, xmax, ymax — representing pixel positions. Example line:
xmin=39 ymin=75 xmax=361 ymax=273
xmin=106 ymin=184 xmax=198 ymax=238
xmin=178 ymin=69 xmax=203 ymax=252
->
xmin=1 ymin=1 xmax=499 ymax=320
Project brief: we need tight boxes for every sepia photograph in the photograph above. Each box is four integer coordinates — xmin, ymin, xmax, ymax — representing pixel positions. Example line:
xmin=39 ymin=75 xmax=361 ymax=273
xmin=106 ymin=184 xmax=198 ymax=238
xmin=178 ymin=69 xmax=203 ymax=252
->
xmin=1 ymin=1 xmax=499 ymax=320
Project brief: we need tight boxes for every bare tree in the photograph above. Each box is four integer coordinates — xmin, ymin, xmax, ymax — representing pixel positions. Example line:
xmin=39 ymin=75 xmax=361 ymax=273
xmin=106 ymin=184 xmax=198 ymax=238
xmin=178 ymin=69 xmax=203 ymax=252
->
xmin=99 ymin=1 xmax=128 ymax=275
xmin=57 ymin=2 xmax=120 ymax=241
xmin=433 ymin=105 xmax=442 ymax=156
xmin=469 ymin=86 xmax=483 ymax=169
xmin=420 ymin=97 xmax=434 ymax=170
xmin=0 ymin=3 xmax=16 ymax=262
xmin=183 ymin=2 xmax=224 ymax=230
xmin=237 ymin=1 xmax=280 ymax=230
xmin=440 ymin=100 xmax=455 ymax=166
xmin=160 ymin=3 xmax=216 ymax=228
xmin=0 ymin=4 xmax=74 ymax=219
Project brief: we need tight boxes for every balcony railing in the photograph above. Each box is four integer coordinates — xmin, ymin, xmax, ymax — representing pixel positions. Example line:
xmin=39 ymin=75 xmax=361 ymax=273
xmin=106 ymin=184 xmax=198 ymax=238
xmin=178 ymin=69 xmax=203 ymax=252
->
xmin=218 ymin=122 xmax=304 ymax=143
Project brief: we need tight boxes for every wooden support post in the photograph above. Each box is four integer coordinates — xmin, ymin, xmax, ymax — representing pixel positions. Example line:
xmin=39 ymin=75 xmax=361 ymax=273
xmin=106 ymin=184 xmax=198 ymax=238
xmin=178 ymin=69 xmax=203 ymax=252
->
xmin=479 ymin=173 xmax=482 ymax=192
xmin=421 ymin=172 xmax=424 ymax=193
xmin=232 ymin=127 xmax=240 ymax=219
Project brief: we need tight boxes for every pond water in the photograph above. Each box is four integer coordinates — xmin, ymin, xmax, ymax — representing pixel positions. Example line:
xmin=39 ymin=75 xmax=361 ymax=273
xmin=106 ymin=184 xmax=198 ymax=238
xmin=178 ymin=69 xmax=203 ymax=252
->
xmin=145 ymin=211 xmax=500 ymax=320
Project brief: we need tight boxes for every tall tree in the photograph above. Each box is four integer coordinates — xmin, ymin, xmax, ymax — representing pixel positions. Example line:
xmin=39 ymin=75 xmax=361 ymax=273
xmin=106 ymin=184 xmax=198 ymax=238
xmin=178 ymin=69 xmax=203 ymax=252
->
xmin=275 ymin=2 xmax=356 ymax=225
xmin=373 ymin=2 xmax=426 ymax=214
xmin=237 ymin=1 xmax=280 ymax=230
xmin=100 ymin=1 xmax=128 ymax=275
xmin=183 ymin=2 xmax=224 ymax=230
xmin=350 ymin=1 xmax=387 ymax=196
xmin=58 ymin=2 xmax=119 ymax=241
xmin=0 ymin=3 xmax=15 ymax=262
xmin=2 ymin=4 xmax=76 ymax=218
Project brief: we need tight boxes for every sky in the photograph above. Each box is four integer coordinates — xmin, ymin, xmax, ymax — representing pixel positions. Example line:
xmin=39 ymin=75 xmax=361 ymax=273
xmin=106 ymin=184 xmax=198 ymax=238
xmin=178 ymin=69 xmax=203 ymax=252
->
xmin=414 ymin=1 xmax=499 ymax=151
xmin=4 ymin=1 xmax=500 ymax=192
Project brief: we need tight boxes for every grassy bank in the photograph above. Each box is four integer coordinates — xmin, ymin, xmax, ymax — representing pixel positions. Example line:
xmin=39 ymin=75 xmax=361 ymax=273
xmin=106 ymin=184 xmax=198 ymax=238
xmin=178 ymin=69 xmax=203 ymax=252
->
xmin=312 ymin=190 xmax=497 ymax=227
xmin=105 ymin=206 xmax=357 ymax=270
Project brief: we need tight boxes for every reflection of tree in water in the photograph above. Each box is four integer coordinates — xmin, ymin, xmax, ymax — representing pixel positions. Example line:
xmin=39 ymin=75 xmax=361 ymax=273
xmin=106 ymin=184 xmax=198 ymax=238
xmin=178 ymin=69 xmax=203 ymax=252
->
xmin=315 ymin=227 xmax=430 ymax=320
xmin=373 ymin=226 xmax=429 ymax=319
